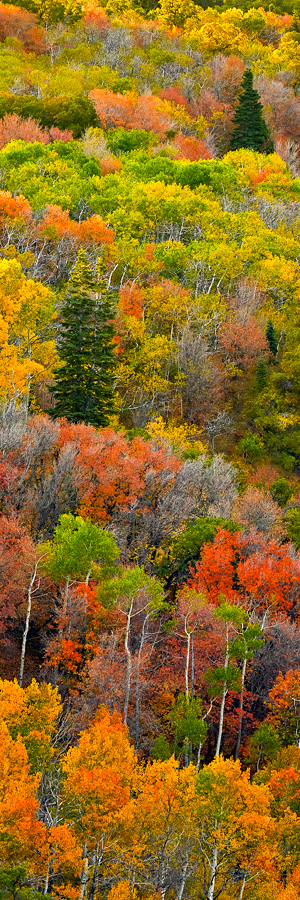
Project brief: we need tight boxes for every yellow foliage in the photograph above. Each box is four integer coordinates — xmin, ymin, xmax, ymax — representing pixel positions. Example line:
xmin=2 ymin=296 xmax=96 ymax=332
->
xmin=146 ymin=416 xmax=205 ymax=456
xmin=0 ymin=257 xmax=56 ymax=405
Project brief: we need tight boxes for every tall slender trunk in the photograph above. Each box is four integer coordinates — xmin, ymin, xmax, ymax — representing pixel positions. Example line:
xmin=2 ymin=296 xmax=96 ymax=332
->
xmin=215 ymin=626 xmax=229 ymax=757
xmin=80 ymin=843 xmax=89 ymax=900
xmin=44 ymin=861 xmax=50 ymax=895
xmin=19 ymin=560 xmax=39 ymax=688
xmin=238 ymin=877 xmax=246 ymax=899
xmin=135 ymin=614 xmax=148 ymax=752
xmin=178 ymin=851 xmax=189 ymax=900
xmin=185 ymin=620 xmax=191 ymax=699
xmin=207 ymin=843 xmax=218 ymax=900
xmin=88 ymin=844 xmax=99 ymax=900
xmin=234 ymin=657 xmax=247 ymax=761
xmin=191 ymin=632 xmax=194 ymax=700
xmin=124 ymin=600 xmax=133 ymax=726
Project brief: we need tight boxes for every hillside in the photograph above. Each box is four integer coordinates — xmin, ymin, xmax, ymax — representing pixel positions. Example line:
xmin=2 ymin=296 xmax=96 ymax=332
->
xmin=2 ymin=0 xmax=300 ymax=896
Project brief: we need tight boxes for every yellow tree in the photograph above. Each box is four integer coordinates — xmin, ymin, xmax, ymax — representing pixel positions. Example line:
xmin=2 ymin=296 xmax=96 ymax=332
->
xmin=62 ymin=708 xmax=137 ymax=898
xmin=195 ymin=756 xmax=274 ymax=900
xmin=0 ymin=257 xmax=55 ymax=416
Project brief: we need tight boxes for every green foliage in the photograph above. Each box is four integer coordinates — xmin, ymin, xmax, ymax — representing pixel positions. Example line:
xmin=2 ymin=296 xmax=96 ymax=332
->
xmin=237 ymin=433 xmax=265 ymax=462
xmin=98 ymin=565 xmax=166 ymax=613
xmin=0 ymin=140 xmax=101 ymax=212
xmin=248 ymin=723 xmax=281 ymax=770
xmin=231 ymin=623 xmax=264 ymax=663
xmin=52 ymin=250 xmax=116 ymax=426
xmin=266 ymin=321 xmax=278 ymax=356
xmin=205 ymin=663 xmax=242 ymax=696
xmin=43 ymin=513 xmax=119 ymax=581
xmin=256 ymin=356 xmax=268 ymax=392
xmin=283 ymin=506 xmax=300 ymax=548
xmin=270 ymin=477 xmax=293 ymax=507
xmin=230 ymin=69 xmax=274 ymax=154
xmin=151 ymin=734 xmax=172 ymax=760
xmin=0 ymin=867 xmax=44 ymax=900
xmin=107 ymin=127 xmax=158 ymax=155
xmin=169 ymin=693 xmax=208 ymax=761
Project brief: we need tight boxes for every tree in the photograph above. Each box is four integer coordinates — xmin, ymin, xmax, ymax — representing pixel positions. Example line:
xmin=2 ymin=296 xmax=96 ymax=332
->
xmin=266 ymin=320 xmax=278 ymax=356
xmin=52 ymin=250 xmax=116 ymax=426
xmin=195 ymin=756 xmax=273 ymax=900
xmin=62 ymin=708 xmax=137 ymax=898
xmin=230 ymin=69 xmax=274 ymax=153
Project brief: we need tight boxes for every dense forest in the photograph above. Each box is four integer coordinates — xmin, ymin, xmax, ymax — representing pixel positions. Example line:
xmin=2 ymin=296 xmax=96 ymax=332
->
xmin=3 ymin=0 xmax=300 ymax=896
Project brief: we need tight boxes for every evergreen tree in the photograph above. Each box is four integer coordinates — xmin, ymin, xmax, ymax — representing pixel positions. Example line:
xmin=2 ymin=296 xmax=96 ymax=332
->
xmin=52 ymin=249 xmax=115 ymax=426
xmin=230 ymin=69 xmax=274 ymax=153
xmin=266 ymin=320 xmax=277 ymax=356
xmin=256 ymin=356 xmax=267 ymax=391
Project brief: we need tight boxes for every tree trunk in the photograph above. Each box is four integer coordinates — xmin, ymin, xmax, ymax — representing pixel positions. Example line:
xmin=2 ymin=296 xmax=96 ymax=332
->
xmin=191 ymin=632 xmax=194 ymax=700
xmin=238 ymin=877 xmax=246 ymax=899
xmin=135 ymin=614 xmax=148 ymax=752
xmin=207 ymin=843 xmax=218 ymax=900
xmin=215 ymin=626 xmax=229 ymax=757
xmin=234 ymin=657 xmax=247 ymax=761
xmin=80 ymin=843 xmax=89 ymax=900
xmin=124 ymin=600 xmax=133 ymax=726
xmin=178 ymin=850 xmax=189 ymax=900
xmin=19 ymin=560 xmax=39 ymax=688
xmin=185 ymin=620 xmax=191 ymax=699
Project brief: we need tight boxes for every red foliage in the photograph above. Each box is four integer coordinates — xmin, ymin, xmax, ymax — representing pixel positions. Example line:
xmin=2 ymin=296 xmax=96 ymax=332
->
xmin=219 ymin=317 xmax=268 ymax=372
xmin=0 ymin=190 xmax=32 ymax=224
xmin=171 ymin=133 xmax=212 ymax=161
xmin=119 ymin=281 xmax=144 ymax=319
xmin=99 ymin=155 xmax=123 ymax=176
xmin=189 ymin=527 xmax=300 ymax=615
xmin=89 ymin=89 xmax=174 ymax=137
xmin=159 ymin=86 xmax=197 ymax=117
xmin=0 ymin=516 xmax=36 ymax=639
xmin=82 ymin=0 xmax=109 ymax=37
xmin=48 ymin=126 xmax=73 ymax=143
xmin=0 ymin=3 xmax=45 ymax=52
xmin=55 ymin=420 xmax=180 ymax=522
xmin=37 ymin=205 xmax=114 ymax=247
xmin=0 ymin=115 xmax=48 ymax=149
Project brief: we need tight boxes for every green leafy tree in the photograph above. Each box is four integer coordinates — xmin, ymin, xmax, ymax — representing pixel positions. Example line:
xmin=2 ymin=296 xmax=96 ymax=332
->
xmin=230 ymin=69 xmax=274 ymax=153
xmin=169 ymin=693 xmax=208 ymax=769
xmin=52 ymin=250 xmax=115 ymax=427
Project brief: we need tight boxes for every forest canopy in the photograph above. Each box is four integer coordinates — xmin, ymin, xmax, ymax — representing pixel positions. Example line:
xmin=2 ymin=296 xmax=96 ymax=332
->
xmin=2 ymin=0 xmax=300 ymax=897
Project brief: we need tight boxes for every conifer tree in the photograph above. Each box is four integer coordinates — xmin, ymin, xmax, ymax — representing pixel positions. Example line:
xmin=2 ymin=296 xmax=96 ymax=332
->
xmin=266 ymin=321 xmax=277 ymax=356
xmin=230 ymin=69 xmax=274 ymax=153
xmin=52 ymin=249 xmax=115 ymax=426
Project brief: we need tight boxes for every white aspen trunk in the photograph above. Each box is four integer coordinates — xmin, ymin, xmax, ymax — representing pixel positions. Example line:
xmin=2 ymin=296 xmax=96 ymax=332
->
xmin=185 ymin=620 xmax=191 ymax=699
xmin=196 ymin=739 xmax=203 ymax=772
xmin=215 ymin=626 xmax=229 ymax=757
xmin=191 ymin=631 xmax=194 ymax=699
xmin=207 ymin=844 xmax=218 ymax=900
xmin=44 ymin=860 xmax=50 ymax=895
xmin=19 ymin=560 xmax=38 ymax=688
xmin=238 ymin=877 xmax=246 ymax=899
xmin=60 ymin=574 xmax=70 ymax=632
xmin=234 ymin=656 xmax=247 ymax=761
xmin=124 ymin=600 xmax=133 ymax=726
xmin=135 ymin=614 xmax=148 ymax=752
xmin=79 ymin=843 xmax=89 ymax=900
xmin=177 ymin=851 xmax=189 ymax=900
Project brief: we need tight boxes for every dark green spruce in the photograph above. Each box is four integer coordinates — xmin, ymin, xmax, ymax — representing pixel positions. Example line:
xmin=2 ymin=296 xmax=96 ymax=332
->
xmin=266 ymin=320 xmax=278 ymax=356
xmin=51 ymin=249 xmax=115 ymax=426
xmin=230 ymin=69 xmax=274 ymax=154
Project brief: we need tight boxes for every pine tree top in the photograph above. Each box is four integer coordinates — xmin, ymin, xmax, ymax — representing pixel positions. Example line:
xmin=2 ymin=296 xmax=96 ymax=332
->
xmin=230 ymin=69 xmax=274 ymax=154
